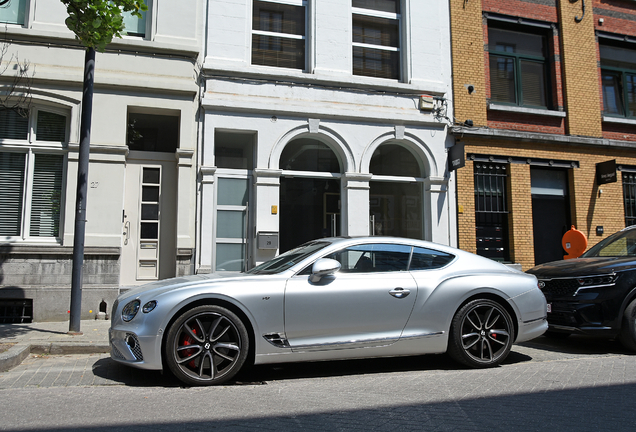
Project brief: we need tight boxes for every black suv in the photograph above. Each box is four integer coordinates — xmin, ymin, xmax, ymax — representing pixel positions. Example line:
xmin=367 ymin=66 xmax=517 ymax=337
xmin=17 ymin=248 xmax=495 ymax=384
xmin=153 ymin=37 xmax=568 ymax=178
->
xmin=527 ymin=226 xmax=636 ymax=350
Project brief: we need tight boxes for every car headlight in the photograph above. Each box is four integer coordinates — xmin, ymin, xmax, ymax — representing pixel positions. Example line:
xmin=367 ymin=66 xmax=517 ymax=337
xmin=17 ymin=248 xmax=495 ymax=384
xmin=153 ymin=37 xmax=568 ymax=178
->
xmin=143 ymin=300 xmax=157 ymax=313
xmin=122 ymin=299 xmax=140 ymax=322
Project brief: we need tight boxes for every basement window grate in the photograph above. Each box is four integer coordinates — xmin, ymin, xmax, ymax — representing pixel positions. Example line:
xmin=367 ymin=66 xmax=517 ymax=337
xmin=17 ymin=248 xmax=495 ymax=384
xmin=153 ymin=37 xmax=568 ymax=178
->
xmin=0 ymin=299 xmax=33 ymax=323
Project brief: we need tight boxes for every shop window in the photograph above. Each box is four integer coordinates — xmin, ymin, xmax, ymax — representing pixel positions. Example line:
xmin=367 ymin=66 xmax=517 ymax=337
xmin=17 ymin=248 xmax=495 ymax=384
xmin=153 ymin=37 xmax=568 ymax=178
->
xmin=0 ymin=0 xmax=26 ymax=25
xmin=474 ymin=163 xmax=509 ymax=261
xmin=369 ymin=144 xmax=422 ymax=239
xmin=252 ymin=0 xmax=306 ymax=70
xmin=127 ymin=112 xmax=179 ymax=153
xmin=600 ymin=44 xmax=636 ymax=118
xmin=0 ymin=108 xmax=67 ymax=240
xmin=488 ymin=25 xmax=549 ymax=109
xmin=352 ymin=0 xmax=401 ymax=80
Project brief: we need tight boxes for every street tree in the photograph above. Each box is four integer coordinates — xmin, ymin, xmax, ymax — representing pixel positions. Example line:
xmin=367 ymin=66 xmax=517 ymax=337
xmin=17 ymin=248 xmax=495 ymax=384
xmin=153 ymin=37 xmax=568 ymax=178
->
xmin=60 ymin=0 xmax=147 ymax=333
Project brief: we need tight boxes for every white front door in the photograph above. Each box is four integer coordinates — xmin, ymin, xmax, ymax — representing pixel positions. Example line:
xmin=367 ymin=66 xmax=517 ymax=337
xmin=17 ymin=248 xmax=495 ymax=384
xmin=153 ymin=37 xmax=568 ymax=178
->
xmin=121 ymin=157 xmax=176 ymax=285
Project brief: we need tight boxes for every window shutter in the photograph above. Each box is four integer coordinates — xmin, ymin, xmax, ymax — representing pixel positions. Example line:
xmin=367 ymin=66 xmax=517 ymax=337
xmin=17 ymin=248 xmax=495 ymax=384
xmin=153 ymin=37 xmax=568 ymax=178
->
xmin=29 ymin=154 xmax=64 ymax=237
xmin=252 ymin=35 xmax=305 ymax=69
xmin=0 ymin=109 xmax=29 ymax=140
xmin=352 ymin=0 xmax=400 ymax=14
xmin=36 ymin=111 xmax=67 ymax=142
xmin=0 ymin=152 xmax=26 ymax=236
xmin=520 ymin=60 xmax=547 ymax=108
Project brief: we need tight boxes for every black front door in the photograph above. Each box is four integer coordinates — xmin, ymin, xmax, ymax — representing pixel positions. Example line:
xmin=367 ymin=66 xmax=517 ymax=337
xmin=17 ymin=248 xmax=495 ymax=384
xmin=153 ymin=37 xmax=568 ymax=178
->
xmin=531 ymin=168 xmax=571 ymax=265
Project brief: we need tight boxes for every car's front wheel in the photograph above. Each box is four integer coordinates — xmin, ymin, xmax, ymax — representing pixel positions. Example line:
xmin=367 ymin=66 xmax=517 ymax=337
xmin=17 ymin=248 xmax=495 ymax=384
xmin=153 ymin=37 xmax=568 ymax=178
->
xmin=618 ymin=298 xmax=636 ymax=352
xmin=165 ymin=305 xmax=249 ymax=386
xmin=448 ymin=299 xmax=514 ymax=368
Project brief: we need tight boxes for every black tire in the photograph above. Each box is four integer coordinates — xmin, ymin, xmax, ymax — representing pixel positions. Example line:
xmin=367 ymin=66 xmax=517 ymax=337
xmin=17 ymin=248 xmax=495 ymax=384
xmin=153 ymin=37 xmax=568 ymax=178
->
xmin=618 ymin=299 xmax=636 ymax=352
xmin=165 ymin=305 xmax=249 ymax=386
xmin=448 ymin=299 xmax=514 ymax=368
xmin=543 ymin=330 xmax=571 ymax=339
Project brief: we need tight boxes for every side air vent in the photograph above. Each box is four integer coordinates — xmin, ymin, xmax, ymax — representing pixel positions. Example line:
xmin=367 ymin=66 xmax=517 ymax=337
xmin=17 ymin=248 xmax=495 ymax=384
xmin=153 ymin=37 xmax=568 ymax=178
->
xmin=263 ymin=333 xmax=290 ymax=348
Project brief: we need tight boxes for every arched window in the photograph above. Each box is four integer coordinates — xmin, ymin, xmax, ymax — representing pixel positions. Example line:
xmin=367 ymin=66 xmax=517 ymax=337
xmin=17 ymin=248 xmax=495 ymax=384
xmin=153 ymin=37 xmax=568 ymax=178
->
xmin=279 ymin=138 xmax=342 ymax=251
xmin=369 ymin=143 xmax=423 ymax=239
xmin=280 ymin=138 xmax=341 ymax=173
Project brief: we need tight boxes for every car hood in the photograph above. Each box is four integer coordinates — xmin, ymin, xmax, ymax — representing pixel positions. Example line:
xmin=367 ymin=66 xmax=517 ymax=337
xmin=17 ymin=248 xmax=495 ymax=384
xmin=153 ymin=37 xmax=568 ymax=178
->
xmin=527 ymin=256 xmax=636 ymax=278
xmin=118 ymin=272 xmax=256 ymax=301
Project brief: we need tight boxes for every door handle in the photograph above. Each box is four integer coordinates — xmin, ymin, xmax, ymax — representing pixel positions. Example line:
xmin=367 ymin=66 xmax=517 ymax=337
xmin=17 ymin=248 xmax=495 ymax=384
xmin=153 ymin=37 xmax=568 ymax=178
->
xmin=389 ymin=287 xmax=410 ymax=299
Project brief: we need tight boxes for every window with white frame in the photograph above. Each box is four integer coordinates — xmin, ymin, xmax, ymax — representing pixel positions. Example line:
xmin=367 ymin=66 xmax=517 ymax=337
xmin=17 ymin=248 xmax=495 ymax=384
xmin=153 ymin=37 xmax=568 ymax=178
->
xmin=0 ymin=0 xmax=27 ymax=26
xmin=252 ymin=0 xmax=306 ymax=70
xmin=0 ymin=108 xmax=67 ymax=241
xmin=352 ymin=0 xmax=401 ymax=80
xmin=122 ymin=0 xmax=150 ymax=37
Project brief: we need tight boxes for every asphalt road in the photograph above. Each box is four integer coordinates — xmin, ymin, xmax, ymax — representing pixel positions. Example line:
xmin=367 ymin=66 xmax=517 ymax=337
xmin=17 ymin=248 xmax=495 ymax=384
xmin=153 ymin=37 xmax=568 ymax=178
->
xmin=1 ymin=335 xmax=635 ymax=431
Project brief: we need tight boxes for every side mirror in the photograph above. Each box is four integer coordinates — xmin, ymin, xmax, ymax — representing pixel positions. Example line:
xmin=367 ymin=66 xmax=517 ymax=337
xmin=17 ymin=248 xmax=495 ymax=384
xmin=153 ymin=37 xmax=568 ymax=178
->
xmin=309 ymin=258 xmax=341 ymax=283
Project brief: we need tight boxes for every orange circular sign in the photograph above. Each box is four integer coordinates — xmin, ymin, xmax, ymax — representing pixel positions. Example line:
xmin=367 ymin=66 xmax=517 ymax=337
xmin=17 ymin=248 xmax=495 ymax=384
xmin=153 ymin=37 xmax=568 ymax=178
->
xmin=562 ymin=226 xmax=588 ymax=259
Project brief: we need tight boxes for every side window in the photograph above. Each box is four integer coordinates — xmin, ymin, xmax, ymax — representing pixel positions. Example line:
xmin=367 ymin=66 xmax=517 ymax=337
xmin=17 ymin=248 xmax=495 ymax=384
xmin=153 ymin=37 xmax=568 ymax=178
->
xmin=409 ymin=247 xmax=454 ymax=270
xmin=327 ymin=243 xmax=411 ymax=273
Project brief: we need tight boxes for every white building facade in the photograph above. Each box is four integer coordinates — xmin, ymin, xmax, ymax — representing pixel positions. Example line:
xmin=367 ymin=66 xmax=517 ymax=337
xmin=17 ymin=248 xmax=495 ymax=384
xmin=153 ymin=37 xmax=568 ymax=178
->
xmin=0 ymin=0 xmax=203 ymax=321
xmin=199 ymin=0 xmax=456 ymax=273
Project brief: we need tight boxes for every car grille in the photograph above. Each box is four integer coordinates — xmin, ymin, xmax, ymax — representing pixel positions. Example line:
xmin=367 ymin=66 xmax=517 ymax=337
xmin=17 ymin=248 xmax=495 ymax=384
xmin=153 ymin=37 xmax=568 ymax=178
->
xmin=126 ymin=333 xmax=144 ymax=361
xmin=539 ymin=278 xmax=580 ymax=296
xmin=111 ymin=345 xmax=125 ymax=360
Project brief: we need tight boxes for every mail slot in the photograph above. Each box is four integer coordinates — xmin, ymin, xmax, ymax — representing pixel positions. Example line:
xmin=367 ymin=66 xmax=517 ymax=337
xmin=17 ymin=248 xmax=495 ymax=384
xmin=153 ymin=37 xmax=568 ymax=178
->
xmin=257 ymin=232 xmax=279 ymax=250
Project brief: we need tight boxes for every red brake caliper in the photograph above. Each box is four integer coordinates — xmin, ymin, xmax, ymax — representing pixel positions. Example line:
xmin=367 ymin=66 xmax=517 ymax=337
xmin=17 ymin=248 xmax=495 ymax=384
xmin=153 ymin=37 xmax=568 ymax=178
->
xmin=180 ymin=326 xmax=198 ymax=368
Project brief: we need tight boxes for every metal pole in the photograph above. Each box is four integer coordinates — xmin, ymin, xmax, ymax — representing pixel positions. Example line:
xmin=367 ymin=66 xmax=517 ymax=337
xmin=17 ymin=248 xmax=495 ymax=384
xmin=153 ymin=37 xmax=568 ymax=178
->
xmin=69 ymin=47 xmax=95 ymax=334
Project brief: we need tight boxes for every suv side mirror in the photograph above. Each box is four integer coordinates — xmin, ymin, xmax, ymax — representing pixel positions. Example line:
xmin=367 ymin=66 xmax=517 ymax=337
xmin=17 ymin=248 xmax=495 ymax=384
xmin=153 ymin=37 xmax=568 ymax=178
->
xmin=309 ymin=258 xmax=341 ymax=283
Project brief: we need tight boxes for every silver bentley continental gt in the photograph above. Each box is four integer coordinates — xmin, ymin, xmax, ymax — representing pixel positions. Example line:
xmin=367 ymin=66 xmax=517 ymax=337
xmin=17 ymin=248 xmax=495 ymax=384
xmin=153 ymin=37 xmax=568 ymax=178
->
xmin=110 ymin=237 xmax=547 ymax=386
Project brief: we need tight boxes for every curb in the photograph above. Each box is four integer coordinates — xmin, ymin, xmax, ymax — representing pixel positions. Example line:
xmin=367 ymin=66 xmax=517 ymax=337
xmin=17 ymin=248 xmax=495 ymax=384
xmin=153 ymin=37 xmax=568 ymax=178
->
xmin=0 ymin=343 xmax=110 ymax=372
xmin=0 ymin=344 xmax=31 ymax=372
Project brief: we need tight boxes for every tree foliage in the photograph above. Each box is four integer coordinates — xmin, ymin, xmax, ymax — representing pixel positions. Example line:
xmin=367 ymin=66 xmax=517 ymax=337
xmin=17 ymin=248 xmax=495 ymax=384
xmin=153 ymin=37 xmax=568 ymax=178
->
xmin=60 ymin=0 xmax=147 ymax=51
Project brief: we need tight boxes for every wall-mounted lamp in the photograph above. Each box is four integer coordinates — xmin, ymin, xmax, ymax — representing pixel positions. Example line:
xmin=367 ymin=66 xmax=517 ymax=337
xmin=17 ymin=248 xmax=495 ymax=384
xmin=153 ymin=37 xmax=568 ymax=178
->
xmin=467 ymin=85 xmax=475 ymax=94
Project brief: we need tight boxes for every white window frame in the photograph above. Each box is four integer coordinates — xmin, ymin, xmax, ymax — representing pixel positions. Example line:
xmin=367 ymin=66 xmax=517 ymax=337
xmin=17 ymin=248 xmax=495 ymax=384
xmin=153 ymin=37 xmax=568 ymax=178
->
xmin=251 ymin=0 xmax=308 ymax=71
xmin=352 ymin=0 xmax=402 ymax=81
xmin=0 ymin=106 xmax=68 ymax=243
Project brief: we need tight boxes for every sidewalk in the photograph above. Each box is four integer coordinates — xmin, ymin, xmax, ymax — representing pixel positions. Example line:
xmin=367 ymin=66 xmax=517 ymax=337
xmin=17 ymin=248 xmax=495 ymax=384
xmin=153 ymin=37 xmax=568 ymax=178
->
xmin=0 ymin=320 xmax=111 ymax=371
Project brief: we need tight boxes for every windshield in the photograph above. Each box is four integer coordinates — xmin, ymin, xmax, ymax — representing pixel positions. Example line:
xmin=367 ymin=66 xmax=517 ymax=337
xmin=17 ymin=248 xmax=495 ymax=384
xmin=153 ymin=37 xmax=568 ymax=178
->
xmin=582 ymin=228 xmax=636 ymax=257
xmin=246 ymin=241 xmax=331 ymax=275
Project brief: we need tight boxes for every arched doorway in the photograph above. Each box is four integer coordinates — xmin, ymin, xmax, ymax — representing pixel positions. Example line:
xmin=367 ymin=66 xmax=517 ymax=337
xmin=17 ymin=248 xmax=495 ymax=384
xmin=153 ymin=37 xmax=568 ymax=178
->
xmin=369 ymin=143 xmax=424 ymax=239
xmin=279 ymin=138 xmax=342 ymax=252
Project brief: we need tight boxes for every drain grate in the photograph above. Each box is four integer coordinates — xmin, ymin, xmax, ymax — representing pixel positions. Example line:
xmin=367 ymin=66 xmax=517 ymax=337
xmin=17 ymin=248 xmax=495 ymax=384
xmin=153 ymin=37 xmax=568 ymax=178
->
xmin=0 ymin=299 xmax=33 ymax=323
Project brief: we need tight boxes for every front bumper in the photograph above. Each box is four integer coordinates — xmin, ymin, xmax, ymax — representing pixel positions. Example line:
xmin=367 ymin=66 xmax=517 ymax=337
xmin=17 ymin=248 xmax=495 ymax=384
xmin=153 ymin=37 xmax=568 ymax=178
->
xmin=109 ymin=327 xmax=164 ymax=370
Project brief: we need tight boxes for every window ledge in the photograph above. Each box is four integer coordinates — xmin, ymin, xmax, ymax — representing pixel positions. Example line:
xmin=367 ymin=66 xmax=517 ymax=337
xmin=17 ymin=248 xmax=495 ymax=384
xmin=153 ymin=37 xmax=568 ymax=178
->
xmin=488 ymin=103 xmax=566 ymax=118
xmin=602 ymin=115 xmax=636 ymax=126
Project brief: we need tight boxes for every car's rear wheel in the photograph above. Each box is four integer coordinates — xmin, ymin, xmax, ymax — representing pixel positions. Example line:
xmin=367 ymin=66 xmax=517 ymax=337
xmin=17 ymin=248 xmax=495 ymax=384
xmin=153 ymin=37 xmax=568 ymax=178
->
xmin=618 ymin=298 xmax=636 ymax=352
xmin=448 ymin=299 xmax=513 ymax=368
xmin=165 ymin=305 xmax=249 ymax=386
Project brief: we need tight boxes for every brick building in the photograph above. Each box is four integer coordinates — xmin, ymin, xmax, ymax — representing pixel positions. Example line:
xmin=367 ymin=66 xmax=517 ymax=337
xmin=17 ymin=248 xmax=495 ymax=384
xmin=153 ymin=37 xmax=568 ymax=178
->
xmin=450 ymin=0 xmax=636 ymax=270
